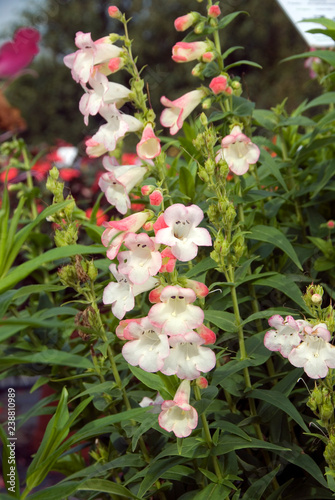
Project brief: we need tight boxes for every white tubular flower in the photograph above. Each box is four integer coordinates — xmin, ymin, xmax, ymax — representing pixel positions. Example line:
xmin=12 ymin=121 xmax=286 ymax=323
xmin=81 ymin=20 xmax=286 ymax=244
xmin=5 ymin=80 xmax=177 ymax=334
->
xmin=263 ymin=315 xmax=305 ymax=358
xmin=155 ymin=203 xmax=212 ymax=262
xmin=148 ymin=286 xmax=204 ymax=336
xmin=64 ymin=31 xmax=122 ymax=84
xmin=158 ymin=380 xmax=198 ymax=438
xmin=161 ymin=331 xmax=216 ymax=380
xmin=118 ymin=233 xmax=162 ymax=285
xmin=121 ymin=317 xmax=170 ymax=372
xmin=160 ymin=89 xmax=205 ymax=135
xmin=215 ymin=125 xmax=260 ymax=176
xmin=288 ymin=331 xmax=335 ymax=379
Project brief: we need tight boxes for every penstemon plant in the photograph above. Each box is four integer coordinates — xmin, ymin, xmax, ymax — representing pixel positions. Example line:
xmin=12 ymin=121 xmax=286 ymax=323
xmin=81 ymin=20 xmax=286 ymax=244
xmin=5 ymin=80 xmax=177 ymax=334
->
xmin=2 ymin=2 xmax=335 ymax=499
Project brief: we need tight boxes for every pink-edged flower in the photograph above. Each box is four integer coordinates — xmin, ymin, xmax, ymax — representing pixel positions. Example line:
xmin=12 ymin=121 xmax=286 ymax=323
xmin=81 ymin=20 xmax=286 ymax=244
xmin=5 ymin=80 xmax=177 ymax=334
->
xmin=215 ymin=125 xmax=260 ymax=175
xmin=158 ymin=380 xmax=198 ymax=438
xmin=209 ymin=75 xmax=232 ymax=95
xmin=139 ymin=393 xmax=164 ymax=413
xmin=148 ymin=286 xmax=204 ymax=336
xmin=101 ymin=211 xmax=149 ymax=260
xmin=87 ymin=104 xmax=142 ymax=157
xmin=0 ymin=27 xmax=40 ymax=79
xmin=208 ymin=5 xmax=221 ymax=18
xmin=160 ymin=89 xmax=205 ymax=135
xmin=155 ymin=204 xmax=212 ymax=261
xmin=159 ymin=247 xmax=177 ymax=273
xmin=103 ymin=264 xmax=157 ymax=319
xmin=263 ymin=315 xmax=306 ymax=358
xmin=116 ymin=318 xmax=142 ymax=340
xmin=161 ymin=331 xmax=216 ymax=379
xmin=174 ymin=13 xmax=198 ymax=32
xmin=149 ymin=190 xmax=163 ymax=207
xmin=63 ymin=31 xmax=122 ymax=83
xmin=79 ymin=72 xmax=131 ymax=125
xmin=118 ymin=232 xmax=162 ymax=284
xmin=136 ymin=123 xmax=161 ymax=160
xmin=288 ymin=333 xmax=335 ymax=379
xmin=302 ymin=323 xmax=331 ymax=341
xmin=172 ymin=41 xmax=210 ymax=63
xmin=121 ymin=317 xmax=170 ymax=372
xmin=98 ymin=164 xmax=147 ymax=214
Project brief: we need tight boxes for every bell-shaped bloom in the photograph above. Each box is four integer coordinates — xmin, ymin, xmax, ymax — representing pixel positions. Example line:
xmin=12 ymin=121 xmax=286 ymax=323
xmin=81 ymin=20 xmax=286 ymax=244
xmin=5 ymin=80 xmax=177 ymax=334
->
xmin=121 ymin=317 xmax=170 ymax=372
xmin=160 ymin=89 xmax=205 ymax=135
xmin=103 ymin=264 xmax=157 ymax=319
xmin=63 ymin=31 xmax=122 ymax=84
xmin=264 ymin=315 xmax=306 ymax=358
xmin=215 ymin=125 xmax=260 ymax=175
xmin=0 ymin=27 xmax=40 ymax=79
xmin=148 ymin=286 xmax=204 ymax=336
xmin=172 ymin=41 xmax=210 ymax=63
xmin=115 ymin=318 xmax=142 ymax=340
xmin=302 ymin=323 xmax=331 ymax=341
xmin=87 ymin=104 xmax=142 ymax=157
xmin=79 ymin=72 xmax=131 ymax=125
xmin=136 ymin=124 xmax=161 ymax=160
xmin=101 ymin=211 xmax=149 ymax=260
xmin=158 ymin=380 xmax=198 ymax=438
xmin=99 ymin=164 xmax=146 ymax=214
xmin=288 ymin=334 xmax=335 ymax=379
xmin=118 ymin=233 xmax=162 ymax=284
xmin=161 ymin=331 xmax=216 ymax=379
xmin=155 ymin=203 xmax=212 ymax=261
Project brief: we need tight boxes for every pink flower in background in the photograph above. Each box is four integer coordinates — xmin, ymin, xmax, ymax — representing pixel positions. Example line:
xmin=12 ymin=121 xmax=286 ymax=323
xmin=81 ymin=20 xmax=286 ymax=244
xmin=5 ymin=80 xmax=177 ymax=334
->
xmin=215 ymin=125 xmax=260 ymax=175
xmin=158 ymin=380 xmax=198 ymax=438
xmin=160 ymin=89 xmax=205 ymax=135
xmin=155 ymin=204 xmax=212 ymax=261
xmin=0 ymin=28 xmax=40 ymax=79
xmin=172 ymin=41 xmax=209 ymax=63
xmin=101 ymin=211 xmax=149 ymax=260
xmin=63 ymin=31 xmax=122 ymax=83
xmin=263 ymin=315 xmax=306 ymax=358
xmin=136 ymin=124 xmax=161 ymax=160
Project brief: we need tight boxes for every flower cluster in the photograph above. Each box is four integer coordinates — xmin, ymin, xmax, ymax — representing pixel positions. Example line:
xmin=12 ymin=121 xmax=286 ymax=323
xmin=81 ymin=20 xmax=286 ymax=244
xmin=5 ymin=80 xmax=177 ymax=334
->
xmin=264 ymin=315 xmax=335 ymax=379
xmin=102 ymin=203 xmax=214 ymax=436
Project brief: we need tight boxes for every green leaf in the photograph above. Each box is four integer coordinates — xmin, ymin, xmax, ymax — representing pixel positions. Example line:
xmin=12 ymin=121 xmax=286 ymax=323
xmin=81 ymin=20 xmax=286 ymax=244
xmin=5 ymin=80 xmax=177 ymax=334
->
xmin=248 ymin=389 xmax=308 ymax=432
xmin=302 ymin=17 xmax=335 ymax=30
xmin=0 ymin=244 xmax=105 ymax=293
xmin=136 ymin=457 xmax=186 ymax=497
xmin=129 ymin=365 xmax=172 ymax=399
xmin=209 ymin=421 xmax=251 ymax=441
xmin=185 ymin=257 xmax=217 ymax=278
xmin=278 ymin=445 xmax=328 ymax=488
xmin=246 ymin=225 xmax=302 ymax=270
xmin=179 ymin=166 xmax=195 ymax=200
xmin=218 ymin=11 xmax=248 ymax=30
xmin=204 ymin=310 xmax=237 ymax=332
xmin=243 ymin=466 xmax=280 ymax=500
xmin=27 ymin=481 xmax=82 ymax=500
xmin=0 ymin=349 xmax=93 ymax=370
xmin=283 ymin=50 xmax=335 ymax=68
xmin=252 ymin=273 xmax=309 ymax=312
xmin=71 ymin=381 xmax=115 ymax=400
xmin=78 ymin=478 xmax=140 ymax=499
xmin=212 ymin=435 xmax=290 ymax=455
xmin=225 ymin=60 xmax=262 ymax=70
xmin=193 ymin=483 xmax=231 ymax=499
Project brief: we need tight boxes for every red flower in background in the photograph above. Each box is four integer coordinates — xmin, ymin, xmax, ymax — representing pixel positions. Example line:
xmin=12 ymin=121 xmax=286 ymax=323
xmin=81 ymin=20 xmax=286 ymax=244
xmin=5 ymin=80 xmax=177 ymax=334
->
xmin=86 ymin=207 xmax=108 ymax=226
xmin=0 ymin=27 xmax=40 ymax=79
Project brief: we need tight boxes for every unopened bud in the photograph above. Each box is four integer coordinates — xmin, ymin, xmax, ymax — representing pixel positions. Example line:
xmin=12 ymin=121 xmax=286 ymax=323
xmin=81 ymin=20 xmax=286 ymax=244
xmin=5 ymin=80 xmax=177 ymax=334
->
xmin=196 ymin=377 xmax=208 ymax=389
xmin=327 ymin=220 xmax=335 ymax=229
xmin=202 ymin=51 xmax=215 ymax=63
xmin=174 ymin=12 xmax=199 ymax=32
xmin=149 ymin=190 xmax=163 ymax=207
xmin=194 ymin=21 xmax=205 ymax=34
xmin=208 ymin=5 xmax=221 ymax=18
xmin=141 ymin=185 xmax=154 ymax=196
xmin=108 ymin=6 xmax=122 ymax=19
xmin=87 ymin=260 xmax=98 ymax=282
xmin=200 ymin=112 xmax=208 ymax=126
xmin=202 ymin=98 xmax=212 ymax=110
xmin=311 ymin=293 xmax=322 ymax=304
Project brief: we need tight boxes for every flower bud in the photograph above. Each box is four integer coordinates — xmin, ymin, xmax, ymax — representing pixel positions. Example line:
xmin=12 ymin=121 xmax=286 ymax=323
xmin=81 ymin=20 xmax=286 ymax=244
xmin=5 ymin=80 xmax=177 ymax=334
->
xmin=174 ymin=12 xmax=199 ymax=31
xmin=108 ymin=57 xmax=124 ymax=73
xmin=108 ymin=6 xmax=122 ymax=19
xmin=196 ymin=377 xmax=208 ymax=389
xmin=202 ymin=97 xmax=212 ymax=110
xmin=208 ymin=5 xmax=221 ymax=18
xmin=200 ymin=112 xmax=208 ymax=126
xmin=202 ymin=51 xmax=215 ymax=63
xmin=143 ymin=221 xmax=154 ymax=232
xmin=194 ymin=21 xmax=205 ymax=34
xmin=191 ymin=62 xmax=205 ymax=77
xmin=141 ymin=184 xmax=155 ymax=196
xmin=88 ymin=260 xmax=98 ymax=281
xmin=149 ymin=190 xmax=163 ymax=206
xmin=311 ymin=293 xmax=322 ymax=304
xmin=327 ymin=220 xmax=335 ymax=229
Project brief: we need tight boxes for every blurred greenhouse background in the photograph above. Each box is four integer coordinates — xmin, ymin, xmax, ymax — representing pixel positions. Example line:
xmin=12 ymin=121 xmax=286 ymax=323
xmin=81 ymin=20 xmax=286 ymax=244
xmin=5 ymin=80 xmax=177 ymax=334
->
xmin=1 ymin=0 xmax=320 ymax=148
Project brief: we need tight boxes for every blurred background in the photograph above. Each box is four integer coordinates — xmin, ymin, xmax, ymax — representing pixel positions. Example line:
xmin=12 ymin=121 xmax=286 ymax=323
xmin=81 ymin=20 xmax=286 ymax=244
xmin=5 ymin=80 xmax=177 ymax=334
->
xmin=0 ymin=0 xmax=320 ymax=148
